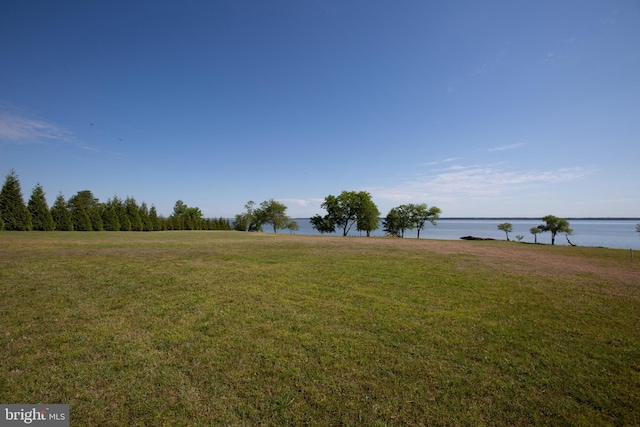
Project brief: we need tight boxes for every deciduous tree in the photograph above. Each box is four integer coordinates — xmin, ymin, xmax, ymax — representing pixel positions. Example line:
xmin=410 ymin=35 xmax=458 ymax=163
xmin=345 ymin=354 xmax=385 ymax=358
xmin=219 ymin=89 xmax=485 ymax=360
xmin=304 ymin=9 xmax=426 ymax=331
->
xmin=234 ymin=201 xmax=262 ymax=232
xmin=410 ymin=204 xmax=441 ymax=239
xmin=311 ymin=191 xmax=377 ymax=236
xmin=497 ymin=222 xmax=513 ymax=241
xmin=539 ymin=215 xmax=572 ymax=245
xmin=258 ymin=199 xmax=290 ymax=233
xmin=530 ymin=226 xmax=541 ymax=244
xmin=356 ymin=195 xmax=380 ymax=237
xmin=383 ymin=206 xmax=412 ymax=237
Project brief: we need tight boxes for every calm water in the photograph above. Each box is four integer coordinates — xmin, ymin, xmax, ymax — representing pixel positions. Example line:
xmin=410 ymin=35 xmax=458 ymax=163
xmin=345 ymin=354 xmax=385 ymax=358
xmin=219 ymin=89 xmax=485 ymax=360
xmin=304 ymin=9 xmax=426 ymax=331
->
xmin=285 ymin=219 xmax=640 ymax=250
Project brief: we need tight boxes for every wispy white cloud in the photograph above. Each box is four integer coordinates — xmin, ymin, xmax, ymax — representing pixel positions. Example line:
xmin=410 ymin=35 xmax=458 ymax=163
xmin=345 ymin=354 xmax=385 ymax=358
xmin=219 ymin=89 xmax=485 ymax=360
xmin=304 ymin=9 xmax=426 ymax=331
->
xmin=0 ymin=111 xmax=74 ymax=143
xmin=368 ymin=164 xmax=594 ymax=204
xmin=601 ymin=17 xmax=616 ymax=25
xmin=543 ymin=52 xmax=561 ymax=62
xmin=420 ymin=157 xmax=462 ymax=166
xmin=488 ymin=142 xmax=525 ymax=152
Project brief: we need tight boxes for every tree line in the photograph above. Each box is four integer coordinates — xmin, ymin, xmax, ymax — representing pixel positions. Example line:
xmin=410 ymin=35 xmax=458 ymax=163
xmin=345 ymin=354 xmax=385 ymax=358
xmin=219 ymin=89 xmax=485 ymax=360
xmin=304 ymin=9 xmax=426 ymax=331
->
xmin=0 ymin=170 xmax=231 ymax=231
xmin=1 ymin=170 xmax=444 ymax=237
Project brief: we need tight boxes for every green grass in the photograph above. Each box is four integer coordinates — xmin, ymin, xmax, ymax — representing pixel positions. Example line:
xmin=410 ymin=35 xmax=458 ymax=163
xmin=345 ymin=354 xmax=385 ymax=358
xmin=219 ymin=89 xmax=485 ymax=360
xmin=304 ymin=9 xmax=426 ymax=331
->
xmin=1 ymin=231 xmax=639 ymax=426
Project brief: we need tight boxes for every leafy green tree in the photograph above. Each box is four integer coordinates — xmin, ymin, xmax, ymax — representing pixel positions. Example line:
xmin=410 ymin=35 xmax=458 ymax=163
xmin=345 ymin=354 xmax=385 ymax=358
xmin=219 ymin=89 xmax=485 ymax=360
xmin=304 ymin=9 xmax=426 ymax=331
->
xmin=68 ymin=190 xmax=102 ymax=231
xmin=309 ymin=214 xmax=335 ymax=234
xmin=356 ymin=195 xmax=380 ymax=237
xmin=497 ymin=222 xmax=513 ymax=241
xmin=311 ymin=191 xmax=376 ymax=236
xmin=28 ymin=183 xmax=55 ymax=231
xmin=539 ymin=215 xmax=573 ymax=245
xmin=234 ymin=201 xmax=262 ymax=232
xmin=51 ymin=193 xmax=73 ymax=231
xmin=0 ymin=170 xmax=32 ymax=231
xmin=382 ymin=205 xmax=412 ymax=237
xmin=409 ymin=203 xmax=441 ymax=239
xmin=530 ymin=226 xmax=541 ymax=244
xmin=258 ymin=199 xmax=290 ymax=233
xmin=286 ymin=219 xmax=299 ymax=234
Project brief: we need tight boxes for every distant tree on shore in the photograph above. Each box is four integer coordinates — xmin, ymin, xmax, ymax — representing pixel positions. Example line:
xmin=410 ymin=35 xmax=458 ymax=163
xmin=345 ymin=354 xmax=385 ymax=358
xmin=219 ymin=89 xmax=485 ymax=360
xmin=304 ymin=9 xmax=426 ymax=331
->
xmin=356 ymin=195 xmax=380 ymax=237
xmin=383 ymin=203 xmax=441 ymax=238
xmin=258 ymin=199 xmax=291 ymax=233
xmin=539 ymin=215 xmax=573 ymax=245
xmin=286 ymin=219 xmax=299 ymax=234
xmin=410 ymin=204 xmax=441 ymax=239
xmin=383 ymin=205 xmax=412 ymax=237
xmin=311 ymin=191 xmax=378 ymax=236
xmin=0 ymin=170 xmax=32 ymax=231
xmin=530 ymin=226 xmax=541 ymax=244
xmin=28 ymin=184 xmax=55 ymax=231
xmin=234 ymin=201 xmax=262 ymax=232
xmin=497 ymin=222 xmax=513 ymax=241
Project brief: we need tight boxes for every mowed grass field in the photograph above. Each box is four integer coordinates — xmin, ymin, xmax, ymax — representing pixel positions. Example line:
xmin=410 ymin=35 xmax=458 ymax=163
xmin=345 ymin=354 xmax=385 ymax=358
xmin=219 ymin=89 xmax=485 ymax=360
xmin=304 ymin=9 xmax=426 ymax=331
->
xmin=1 ymin=231 xmax=639 ymax=426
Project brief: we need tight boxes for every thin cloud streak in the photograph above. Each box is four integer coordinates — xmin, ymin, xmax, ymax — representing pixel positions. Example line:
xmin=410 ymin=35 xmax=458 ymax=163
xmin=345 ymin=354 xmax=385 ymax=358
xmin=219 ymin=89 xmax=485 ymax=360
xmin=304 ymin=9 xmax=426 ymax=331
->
xmin=489 ymin=142 xmax=525 ymax=151
xmin=0 ymin=112 xmax=74 ymax=143
xmin=369 ymin=165 xmax=594 ymax=204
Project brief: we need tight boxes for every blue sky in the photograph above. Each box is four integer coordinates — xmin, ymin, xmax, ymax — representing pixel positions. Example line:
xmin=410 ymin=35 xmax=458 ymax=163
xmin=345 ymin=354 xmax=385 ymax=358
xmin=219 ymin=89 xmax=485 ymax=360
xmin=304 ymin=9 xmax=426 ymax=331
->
xmin=1 ymin=1 xmax=639 ymax=218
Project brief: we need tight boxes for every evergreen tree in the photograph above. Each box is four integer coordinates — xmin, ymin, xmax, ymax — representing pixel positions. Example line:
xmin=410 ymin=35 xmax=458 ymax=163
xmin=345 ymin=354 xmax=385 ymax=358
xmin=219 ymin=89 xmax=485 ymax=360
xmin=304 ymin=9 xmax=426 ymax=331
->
xmin=0 ymin=215 xmax=4 ymax=231
xmin=149 ymin=205 xmax=161 ymax=231
xmin=108 ymin=196 xmax=131 ymax=231
xmin=139 ymin=202 xmax=153 ymax=231
xmin=51 ymin=193 xmax=73 ymax=231
xmin=68 ymin=190 xmax=101 ymax=231
xmin=0 ymin=170 xmax=32 ymax=231
xmin=28 ymin=183 xmax=55 ymax=231
xmin=125 ymin=197 xmax=143 ymax=231
xmin=102 ymin=203 xmax=121 ymax=231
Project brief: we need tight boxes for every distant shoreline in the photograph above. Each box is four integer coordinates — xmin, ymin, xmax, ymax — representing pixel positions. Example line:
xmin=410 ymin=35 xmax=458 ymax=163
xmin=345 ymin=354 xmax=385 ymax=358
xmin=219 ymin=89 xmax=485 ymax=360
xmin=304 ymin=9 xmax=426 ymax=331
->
xmin=292 ymin=217 xmax=640 ymax=221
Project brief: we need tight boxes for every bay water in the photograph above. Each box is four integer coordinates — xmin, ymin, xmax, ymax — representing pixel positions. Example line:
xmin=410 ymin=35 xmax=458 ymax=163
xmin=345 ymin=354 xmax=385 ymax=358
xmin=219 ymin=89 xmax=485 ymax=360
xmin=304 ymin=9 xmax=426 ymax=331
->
xmin=286 ymin=218 xmax=640 ymax=250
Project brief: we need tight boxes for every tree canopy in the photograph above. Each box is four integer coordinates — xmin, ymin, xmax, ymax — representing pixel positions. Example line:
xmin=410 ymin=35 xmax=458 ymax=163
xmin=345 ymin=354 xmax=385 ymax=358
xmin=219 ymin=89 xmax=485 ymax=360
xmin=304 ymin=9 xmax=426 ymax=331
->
xmin=538 ymin=215 xmax=573 ymax=245
xmin=311 ymin=191 xmax=379 ymax=236
xmin=497 ymin=222 xmax=513 ymax=241
xmin=383 ymin=203 xmax=441 ymax=238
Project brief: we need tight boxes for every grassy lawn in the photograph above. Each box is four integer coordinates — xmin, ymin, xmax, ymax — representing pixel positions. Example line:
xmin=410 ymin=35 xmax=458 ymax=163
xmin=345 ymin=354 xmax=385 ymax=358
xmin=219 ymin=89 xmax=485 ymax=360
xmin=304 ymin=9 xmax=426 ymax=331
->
xmin=1 ymin=231 xmax=639 ymax=426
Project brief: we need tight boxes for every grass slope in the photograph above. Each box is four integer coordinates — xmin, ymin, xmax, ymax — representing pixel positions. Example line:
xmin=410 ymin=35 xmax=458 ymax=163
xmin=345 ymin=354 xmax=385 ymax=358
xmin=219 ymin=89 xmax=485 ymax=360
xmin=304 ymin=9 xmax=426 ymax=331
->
xmin=1 ymin=231 xmax=639 ymax=426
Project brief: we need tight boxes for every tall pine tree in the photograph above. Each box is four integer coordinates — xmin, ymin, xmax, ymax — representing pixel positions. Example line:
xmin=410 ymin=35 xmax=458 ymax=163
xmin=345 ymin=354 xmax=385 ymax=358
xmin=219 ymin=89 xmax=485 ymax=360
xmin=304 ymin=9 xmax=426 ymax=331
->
xmin=68 ymin=190 xmax=102 ymax=231
xmin=28 ymin=184 xmax=55 ymax=231
xmin=125 ymin=197 xmax=143 ymax=231
xmin=139 ymin=202 xmax=153 ymax=231
xmin=51 ymin=193 xmax=73 ymax=231
xmin=149 ymin=205 xmax=161 ymax=231
xmin=0 ymin=170 xmax=32 ymax=231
